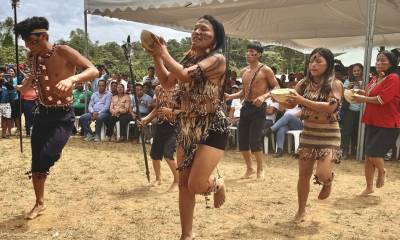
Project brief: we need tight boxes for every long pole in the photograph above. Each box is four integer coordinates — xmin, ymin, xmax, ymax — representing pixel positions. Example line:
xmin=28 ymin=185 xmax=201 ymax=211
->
xmin=12 ymin=0 xmax=23 ymax=153
xmin=122 ymin=38 xmax=150 ymax=183
xmin=356 ymin=0 xmax=377 ymax=161
xmin=83 ymin=10 xmax=89 ymax=113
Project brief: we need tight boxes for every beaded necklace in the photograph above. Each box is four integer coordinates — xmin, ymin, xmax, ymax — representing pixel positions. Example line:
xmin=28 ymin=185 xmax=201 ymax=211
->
xmin=29 ymin=45 xmax=72 ymax=107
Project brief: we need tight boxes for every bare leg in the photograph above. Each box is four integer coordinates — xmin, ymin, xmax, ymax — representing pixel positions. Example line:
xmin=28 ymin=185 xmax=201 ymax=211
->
xmin=188 ymin=145 xmax=225 ymax=207
xmin=165 ymin=158 xmax=179 ymax=192
xmin=358 ymin=156 xmax=375 ymax=196
xmin=152 ymin=159 xmax=162 ymax=185
xmin=294 ymin=159 xmax=315 ymax=223
xmin=177 ymin=147 xmax=195 ymax=240
xmin=370 ymin=157 xmax=386 ymax=188
xmin=1 ymin=118 xmax=6 ymax=137
xmin=315 ymin=153 xmax=335 ymax=200
xmin=240 ymin=150 xmax=255 ymax=178
xmin=26 ymin=173 xmax=47 ymax=220
xmin=253 ymin=151 xmax=264 ymax=179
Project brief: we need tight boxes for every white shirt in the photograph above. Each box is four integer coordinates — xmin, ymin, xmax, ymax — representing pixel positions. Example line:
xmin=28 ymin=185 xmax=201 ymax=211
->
xmin=265 ymin=97 xmax=279 ymax=123
xmin=231 ymin=98 xmax=242 ymax=118
xmin=285 ymin=105 xmax=301 ymax=116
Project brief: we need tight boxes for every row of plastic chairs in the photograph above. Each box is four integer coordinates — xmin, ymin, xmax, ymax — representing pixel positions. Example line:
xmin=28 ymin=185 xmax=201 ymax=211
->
xmin=227 ymin=126 xmax=302 ymax=154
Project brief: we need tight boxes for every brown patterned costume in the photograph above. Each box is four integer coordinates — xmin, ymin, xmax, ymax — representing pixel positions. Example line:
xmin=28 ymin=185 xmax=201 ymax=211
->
xmin=149 ymin=86 xmax=179 ymax=160
xmin=175 ymin=54 xmax=229 ymax=171
xmin=296 ymin=79 xmax=342 ymax=164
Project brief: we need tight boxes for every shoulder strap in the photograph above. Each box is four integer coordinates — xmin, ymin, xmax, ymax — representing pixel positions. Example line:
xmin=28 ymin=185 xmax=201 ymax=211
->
xmin=245 ymin=64 xmax=264 ymax=100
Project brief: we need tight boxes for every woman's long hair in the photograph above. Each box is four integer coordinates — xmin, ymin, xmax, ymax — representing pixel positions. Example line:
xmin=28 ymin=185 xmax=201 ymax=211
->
xmin=301 ymin=48 xmax=335 ymax=96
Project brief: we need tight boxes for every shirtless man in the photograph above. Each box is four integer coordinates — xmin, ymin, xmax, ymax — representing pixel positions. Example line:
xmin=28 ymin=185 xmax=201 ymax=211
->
xmin=225 ymin=41 xmax=279 ymax=179
xmin=15 ymin=17 xmax=98 ymax=219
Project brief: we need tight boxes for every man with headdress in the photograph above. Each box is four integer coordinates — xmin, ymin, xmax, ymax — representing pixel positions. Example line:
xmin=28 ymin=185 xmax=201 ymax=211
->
xmin=15 ymin=16 xmax=98 ymax=219
xmin=225 ymin=41 xmax=279 ymax=180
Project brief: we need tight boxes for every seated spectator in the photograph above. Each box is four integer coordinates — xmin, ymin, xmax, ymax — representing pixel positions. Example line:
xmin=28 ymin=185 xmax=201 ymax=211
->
xmin=109 ymin=81 xmax=118 ymax=96
xmin=263 ymin=97 xmax=280 ymax=134
xmin=265 ymin=105 xmax=303 ymax=157
xmin=79 ymin=80 xmax=112 ymax=141
xmin=0 ymin=71 xmax=13 ymax=138
xmin=72 ymin=83 xmax=92 ymax=135
xmin=105 ymin=83 xmax=131 ymax=141
xmin=72 ymin=83 xmax=92 ymax=116
xmin=228 ymin=85 xmax=242 ymax=126
xmin=91 ymin=65 xmax=109 ymax=93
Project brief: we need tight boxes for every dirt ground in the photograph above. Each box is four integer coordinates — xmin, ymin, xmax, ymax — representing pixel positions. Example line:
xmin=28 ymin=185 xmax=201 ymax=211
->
xmin=1 ymin=135 xmax=400 ymax=240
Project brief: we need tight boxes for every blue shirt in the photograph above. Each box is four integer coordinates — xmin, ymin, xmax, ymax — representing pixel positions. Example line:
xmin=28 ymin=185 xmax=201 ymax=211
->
xmin=8 ymin=77 xmax=19 ymax=101
xmin=132 ymin=94 xmax=153 ymax=114
xmin=91 ymin=73 xmax=109 ymax=93
xmin=0 ymin=86 xmax=10 ymax=103
xmin=88 ymin=91 xmax=112 ymax=113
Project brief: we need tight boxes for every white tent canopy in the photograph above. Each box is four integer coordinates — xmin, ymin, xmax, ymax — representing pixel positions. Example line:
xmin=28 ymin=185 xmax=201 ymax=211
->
xmin=84 ymin=0 xmax=400 ymax=52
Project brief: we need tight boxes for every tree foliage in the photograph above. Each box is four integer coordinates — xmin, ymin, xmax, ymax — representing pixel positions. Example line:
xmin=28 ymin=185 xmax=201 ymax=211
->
xmin=1 ymin=18 xmax=305 ymax=78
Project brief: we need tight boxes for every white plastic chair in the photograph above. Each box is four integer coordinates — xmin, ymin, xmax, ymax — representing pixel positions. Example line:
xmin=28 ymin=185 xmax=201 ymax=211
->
xmin=228 ymin=126 xmax=239 ymax=150
xmin=263 ymin=134 xmax=275 ymax=154
xmin=286 ymin=130 xmax=302 ymax=154
xmin=74 ymin=116 xmax=81 ymax=131
xmin=100 ymin=122 xmax=119 ymax=141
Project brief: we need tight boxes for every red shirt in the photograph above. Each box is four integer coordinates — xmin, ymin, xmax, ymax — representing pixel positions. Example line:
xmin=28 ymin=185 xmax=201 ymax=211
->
xmin=362 ymin=73 xmax=400 ymax=128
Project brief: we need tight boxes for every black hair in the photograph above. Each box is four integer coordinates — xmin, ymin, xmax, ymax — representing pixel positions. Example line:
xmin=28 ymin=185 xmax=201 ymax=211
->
xmin=351 ymin=63 xmax=364 ymax=71
xmin=148 ymin=66 xmax=155 ymax=71
xmin=302 ymin=48 xmax=335 ymax=96
xmin=111 ymin=81 xmax=118 ymax=86
xmin=98 ymin=79 xmax=107 ymax=86
xmin=391 ymin=48 xmax=400 ymax=64
xmin=199 ymin=15 xmax=225 ymax=51
xmin=14 ymin=17 xmax=49 ymax=40
xmin=377 ymin=50 xmax=399 ymax=76
xmin=247 ymin=41 xmax=264 ymax=54
xmin=334 ymin=59 xmax=347 ymax=77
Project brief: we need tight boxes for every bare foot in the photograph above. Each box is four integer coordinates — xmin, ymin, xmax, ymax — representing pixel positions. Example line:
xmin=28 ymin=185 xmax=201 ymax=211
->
xmin=214 ymin=178 xmax=226 ymax=208
xmin=257 ymin=170 xmax=265 ymax=180
xmin=293 ymin=210 xmax=306 ymax=223
xmin=180 ymin=234 xmax=195 ymax=240
xmin=357 ymin=188 xmax=374 ymax=196
xmin=26 ymin=203 xmax=46 ymax=220
xmin=318 ymin=184 xmax=332 ymax=200
xmin=152 ymin=180 xmax=162 ymax=186
xmin=240 ymin=169 xmax=256 ymax=179
xmin=166 ymin=182 xmax=178 ymax=192
xmin=376 ymin=169 xmax=386 ymax=188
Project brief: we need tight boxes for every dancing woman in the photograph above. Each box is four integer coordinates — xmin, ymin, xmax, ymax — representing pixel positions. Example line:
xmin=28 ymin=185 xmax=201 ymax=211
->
xmin=352 ymin=50 xmax=400 ymax=195
xmin=147 ymin=15 xmax=228 ymax=240
xmin=284 ymin=48 xmax=343 ymax=222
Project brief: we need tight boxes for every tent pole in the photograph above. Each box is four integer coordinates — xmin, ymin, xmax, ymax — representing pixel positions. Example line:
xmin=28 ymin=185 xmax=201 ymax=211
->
xmin=84 ymin=9 xmax=89 ymax=114
xmin=356 ymin=0 xmax=377 ymax=161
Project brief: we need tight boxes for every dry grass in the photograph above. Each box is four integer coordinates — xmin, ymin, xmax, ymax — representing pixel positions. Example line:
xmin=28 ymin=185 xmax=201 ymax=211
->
xmin=1 ymin=135 xmax=400 ymax=240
